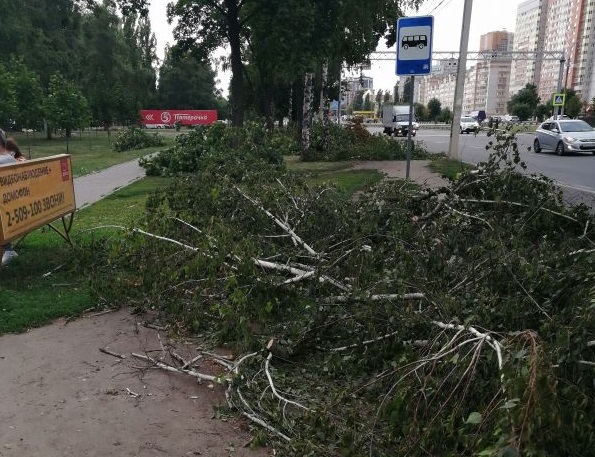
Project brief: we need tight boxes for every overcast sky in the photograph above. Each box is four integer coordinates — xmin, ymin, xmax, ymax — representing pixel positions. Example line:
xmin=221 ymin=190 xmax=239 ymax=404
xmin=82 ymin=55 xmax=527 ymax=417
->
xmin=148 ymin=0 xmax=523 ymax=96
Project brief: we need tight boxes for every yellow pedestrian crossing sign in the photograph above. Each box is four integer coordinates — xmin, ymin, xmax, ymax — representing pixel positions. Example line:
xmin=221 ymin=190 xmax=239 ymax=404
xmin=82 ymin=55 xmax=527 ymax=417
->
xmin=553 ymin=93 xmax=565 ymax=106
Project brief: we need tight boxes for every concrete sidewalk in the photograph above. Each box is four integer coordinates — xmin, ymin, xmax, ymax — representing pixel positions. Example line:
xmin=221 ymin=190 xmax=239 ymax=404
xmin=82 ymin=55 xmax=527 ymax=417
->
xmin=73 ymin=159 xmax=146 ymax=209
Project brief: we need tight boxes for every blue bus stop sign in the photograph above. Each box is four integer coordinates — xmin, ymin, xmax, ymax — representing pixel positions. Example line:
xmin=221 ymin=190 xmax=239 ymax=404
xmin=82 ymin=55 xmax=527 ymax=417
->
xmin=396 ymin=16 xmax=434 ymax=76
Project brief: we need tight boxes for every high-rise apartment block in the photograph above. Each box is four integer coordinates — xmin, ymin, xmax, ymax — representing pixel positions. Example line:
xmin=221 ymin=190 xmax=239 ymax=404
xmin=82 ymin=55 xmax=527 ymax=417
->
xmin=414 ymin=0 xmax=595 ymax=116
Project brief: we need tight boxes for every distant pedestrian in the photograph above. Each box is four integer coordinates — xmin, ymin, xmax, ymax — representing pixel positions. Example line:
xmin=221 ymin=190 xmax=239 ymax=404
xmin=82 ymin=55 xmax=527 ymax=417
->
xmin=0 ymin=129 xmax=20 ymax=265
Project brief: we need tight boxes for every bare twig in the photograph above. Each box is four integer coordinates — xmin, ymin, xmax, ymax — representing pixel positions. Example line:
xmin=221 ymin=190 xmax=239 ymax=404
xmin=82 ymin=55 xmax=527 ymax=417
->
xmin=131 ymin=353 xmax=220 ymax=383
xmin=99 ymin=347 xmax=126 ymax=359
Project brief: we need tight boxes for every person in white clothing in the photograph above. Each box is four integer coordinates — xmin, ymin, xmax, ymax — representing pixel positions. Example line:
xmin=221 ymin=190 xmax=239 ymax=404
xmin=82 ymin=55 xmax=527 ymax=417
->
xmin=0 ymin=129 xmax=19 ymax=265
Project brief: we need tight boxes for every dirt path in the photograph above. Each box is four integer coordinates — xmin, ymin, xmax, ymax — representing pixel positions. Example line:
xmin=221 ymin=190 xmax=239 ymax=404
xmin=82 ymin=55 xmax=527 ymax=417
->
xmin=0 ymin=308 xmax=270 ymax=457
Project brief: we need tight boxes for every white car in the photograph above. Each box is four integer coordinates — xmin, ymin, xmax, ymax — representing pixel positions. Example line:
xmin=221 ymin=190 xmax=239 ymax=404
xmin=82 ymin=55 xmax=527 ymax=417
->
xmin=459 ymin=117 xmax=479 ymax=134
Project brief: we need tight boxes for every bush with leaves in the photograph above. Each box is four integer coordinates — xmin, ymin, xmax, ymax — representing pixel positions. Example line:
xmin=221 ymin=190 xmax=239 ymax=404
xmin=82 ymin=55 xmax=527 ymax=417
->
xmin=303 ymin=118 xmax=429 ymax=162
xmin=91 ymin=130 xmax=595 ymax=456
xmin=139 ymin=122 xmax=296 ymax=176
xmin=113 ymin=126 xmax=165 ymax=152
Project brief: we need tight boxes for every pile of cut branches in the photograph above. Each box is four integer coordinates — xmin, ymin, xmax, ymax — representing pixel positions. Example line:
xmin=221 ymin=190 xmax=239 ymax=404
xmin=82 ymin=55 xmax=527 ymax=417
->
xmin=91 ymin=132 xmax=595 ymax=456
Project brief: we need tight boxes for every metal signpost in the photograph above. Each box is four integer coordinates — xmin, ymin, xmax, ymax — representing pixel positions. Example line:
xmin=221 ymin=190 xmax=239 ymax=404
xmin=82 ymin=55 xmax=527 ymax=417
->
xmin=552 ymin=93 xmax=566 ymax=116
xmin=396 ymin=16 xmax=433 ymax=179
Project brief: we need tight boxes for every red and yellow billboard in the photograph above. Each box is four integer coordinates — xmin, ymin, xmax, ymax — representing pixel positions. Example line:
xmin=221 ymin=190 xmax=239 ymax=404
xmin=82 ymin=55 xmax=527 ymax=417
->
xmin=0 ymin=154 xmax=76 ymax=243
xmin=140 ymin=110 xmax=218 ymax=126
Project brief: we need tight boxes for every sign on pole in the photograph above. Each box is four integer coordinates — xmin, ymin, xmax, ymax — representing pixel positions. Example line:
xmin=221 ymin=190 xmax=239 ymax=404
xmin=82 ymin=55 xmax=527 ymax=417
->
xmin=552 ymin=93 xmax=565 ymax=106
xmin=396 ymin=16 xmax=434 ymax=76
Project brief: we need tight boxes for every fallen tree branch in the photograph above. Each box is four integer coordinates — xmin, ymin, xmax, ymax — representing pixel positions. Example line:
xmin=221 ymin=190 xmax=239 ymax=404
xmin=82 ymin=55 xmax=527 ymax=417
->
xmin=131 ymin=352 xmax=220 ymax=383
xmin=235 ymin=185 xmax=320 ymax=258
xmin=330 ymin=292 xmax=425 ymax=303
xmin=237 ymin=387 xmax=291 ymax=442
xmin=99 ymin=347 xmax=126 ymax=359
xmin=264 ymin=353 xmax=311 ymax=411
xmin=457 ymin=198 xmax=580 ymax=224
xmin=327 ymin=330 xmax=401 ymax=352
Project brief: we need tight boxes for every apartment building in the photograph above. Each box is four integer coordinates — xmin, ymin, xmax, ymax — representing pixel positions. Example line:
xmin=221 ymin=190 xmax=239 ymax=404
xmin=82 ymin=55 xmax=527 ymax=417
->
xmin=525 ymin=0 xmax=595 ymax=104
xmin=417 ymin=32 xmax=512 ymax=116
xmin=394 ymin=0 xmax=595 ymax=116
xmin=463 ymin=31 xmax=514 ymax=115
xmin=510 ymin=0 xmax=546 ymax=95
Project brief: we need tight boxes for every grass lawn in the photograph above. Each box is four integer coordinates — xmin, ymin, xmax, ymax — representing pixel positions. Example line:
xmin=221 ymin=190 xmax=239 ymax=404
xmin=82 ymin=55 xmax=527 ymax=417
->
xmin=284 ymin=155 xmax=385 ymax=194
xmin=0 ymin=176 xmax=172 ymax=335
xmin=427 ymin=156 xmax=475 ymax=180
xmin=7 ymin=129 xmax=177 ymax=177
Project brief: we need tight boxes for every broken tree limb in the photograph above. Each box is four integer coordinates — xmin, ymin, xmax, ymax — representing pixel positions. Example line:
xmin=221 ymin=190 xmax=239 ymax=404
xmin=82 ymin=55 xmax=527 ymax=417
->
xmin=131 ymin=352 xmax=220 ymax=383
xmin=264 ymin=352 xmax=311 ymax=411
xmin=330 ymin=292 xmax=425 ymax=303
xmin=327 ymin=330 xmax=401 ymax=352
xmin=99 ymin=347 xmax=126 ymax=359
xmin=237 ymin=387 xmax=291 ymax=442
xmin=234 ymin=185 xmax=320 ymax=258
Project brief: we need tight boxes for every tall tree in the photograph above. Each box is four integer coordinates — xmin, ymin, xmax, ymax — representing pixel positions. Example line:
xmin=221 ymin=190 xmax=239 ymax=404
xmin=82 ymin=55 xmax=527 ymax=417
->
xmin=427 ymin=97 xmax=441 ymax=122
xmin=44 ymin=72 xmax=90 ymax=140
xmin=8 ymin=58 xmax=45 ymax=130
xmin=507 ymin=83 xmax=540 ymax=120
xmin=158 ymin=48 xmax=218 ymax=109
xmin=167 ymin=0 xmax=250 ymax=127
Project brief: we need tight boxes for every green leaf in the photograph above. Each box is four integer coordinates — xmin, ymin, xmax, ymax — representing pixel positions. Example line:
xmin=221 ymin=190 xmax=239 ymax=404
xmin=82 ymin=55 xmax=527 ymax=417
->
xmin=465 ymin=411 xmax=482 ymax=424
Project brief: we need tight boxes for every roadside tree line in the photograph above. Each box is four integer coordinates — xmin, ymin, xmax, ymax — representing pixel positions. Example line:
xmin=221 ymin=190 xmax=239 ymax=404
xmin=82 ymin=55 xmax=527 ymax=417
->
xmin=0 ymin=0 xmax=222 ymax=137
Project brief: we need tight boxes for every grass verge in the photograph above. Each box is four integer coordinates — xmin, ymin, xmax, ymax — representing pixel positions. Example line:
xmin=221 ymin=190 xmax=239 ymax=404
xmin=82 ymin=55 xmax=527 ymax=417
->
xmin=0 ymin=176 xmax=171 ymax=335
xmin=7 ymin=129 xmax=176 ymax=177
xmin=427 ymin=156 xmax=475 ymax=181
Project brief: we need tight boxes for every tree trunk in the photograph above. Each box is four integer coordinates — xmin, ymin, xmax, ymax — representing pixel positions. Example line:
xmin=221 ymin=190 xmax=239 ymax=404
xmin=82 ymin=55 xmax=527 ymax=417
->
xmin=301 ymin=72 xmax=314 ymax=152
xmin=321 ymin=62 xmax=330 ymax=152
xmin=225 ymin=0 xmax=244 ymax=127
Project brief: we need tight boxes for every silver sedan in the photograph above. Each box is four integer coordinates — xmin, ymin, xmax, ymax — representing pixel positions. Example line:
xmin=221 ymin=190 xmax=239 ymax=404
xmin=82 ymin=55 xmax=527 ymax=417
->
xmin=533 ymin=119 xmax=595 ymax=156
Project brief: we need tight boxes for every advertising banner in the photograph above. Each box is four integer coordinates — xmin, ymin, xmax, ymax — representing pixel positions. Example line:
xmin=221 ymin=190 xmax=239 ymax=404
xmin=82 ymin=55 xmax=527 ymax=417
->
xmin=140 ymin=110 xmax=218 ymax=126
xmin=0 ymin=154 xmax=76 ymax=243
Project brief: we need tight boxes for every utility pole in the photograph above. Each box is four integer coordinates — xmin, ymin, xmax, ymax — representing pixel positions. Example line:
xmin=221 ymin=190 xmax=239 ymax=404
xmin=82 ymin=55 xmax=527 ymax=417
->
xmin=448 ymin=0 xmax=473 ymax=160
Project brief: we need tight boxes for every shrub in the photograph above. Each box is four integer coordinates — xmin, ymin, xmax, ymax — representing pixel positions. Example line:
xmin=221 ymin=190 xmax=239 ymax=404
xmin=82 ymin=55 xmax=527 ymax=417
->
xmin=113 ymin=126 xmax=165 ymax=152
xmin=303 ymin=119 xmax=430 ymax=161
xmin=139 ymin=122 xmax=294 ymax=176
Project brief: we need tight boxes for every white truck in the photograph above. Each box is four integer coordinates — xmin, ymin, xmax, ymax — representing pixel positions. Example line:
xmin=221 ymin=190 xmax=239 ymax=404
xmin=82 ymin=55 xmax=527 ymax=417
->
xmin=382 ymin=105 xmax=419 ymax=137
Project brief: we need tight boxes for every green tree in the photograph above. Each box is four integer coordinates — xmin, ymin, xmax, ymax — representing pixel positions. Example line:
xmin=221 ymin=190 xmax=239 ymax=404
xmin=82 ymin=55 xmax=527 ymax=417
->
xmin=9 ymin=58 xmax=45 ymax=131
xmin=352 ymin=90 xmax=364 ymax=111
xmin=0 ymin=63 xmax=17 ymax=129
xmin=535 ymin=102 xmax=552 ymax=121
xmin=158 ymin=48 xmax=218 ymax=109
xmin=402 ymin=78 xmax=412 ymax=104
xmin=437 ymin=106 xmax=452 ymax=123
xmin=414 ymin=102 xmax=427 ymax=121
xmin=564 ymin=89 xmax=582 ymax=118
xmin=427 ymin=97 xmax=441 ymax=122
xmin=507 ymin=83 xmax=540 ymax=120
xmin=167 ymin=0 xmax=249 ymax=127
xmin=44 ymin=72 xmax=90 ymax=139
xmin=363 ymin=93 xmax=372 ymax=111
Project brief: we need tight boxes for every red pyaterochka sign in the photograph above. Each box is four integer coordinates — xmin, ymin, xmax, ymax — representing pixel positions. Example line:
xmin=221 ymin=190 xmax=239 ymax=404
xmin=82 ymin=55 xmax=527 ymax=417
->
xmin=140 ymin=110 xmax=218 ymax=126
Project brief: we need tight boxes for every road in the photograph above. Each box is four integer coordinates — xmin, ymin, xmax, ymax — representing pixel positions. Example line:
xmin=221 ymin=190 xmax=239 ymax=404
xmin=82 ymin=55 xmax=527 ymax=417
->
xmin=366 ymin=125 xmax=595 ymax=206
